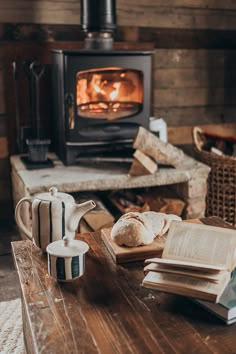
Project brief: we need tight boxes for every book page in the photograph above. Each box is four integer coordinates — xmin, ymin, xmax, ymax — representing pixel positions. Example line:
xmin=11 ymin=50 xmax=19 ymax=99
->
xmin=162 ymin=221 xmax=236 ymax=269
xmin=142 ymin=271 xmax=231 ymax=302
xmin=144 ymin=258 xmax=226 ymax=273
xmin=144 ymin=263 xmax=227 ymax=282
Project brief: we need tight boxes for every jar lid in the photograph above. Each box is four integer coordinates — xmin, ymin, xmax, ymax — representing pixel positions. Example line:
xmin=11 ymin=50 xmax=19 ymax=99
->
xmin=36 ymin=187 xmax=75 ymax=203
xmin=46 ymin=236 xmax=89 ymax=258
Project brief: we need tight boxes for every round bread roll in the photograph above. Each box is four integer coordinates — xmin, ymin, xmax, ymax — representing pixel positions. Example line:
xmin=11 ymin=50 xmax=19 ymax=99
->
xmin=111 ymin=212 xmax=155 ymax=247
xmin=142 ymin=211 xmax=166 ymax=236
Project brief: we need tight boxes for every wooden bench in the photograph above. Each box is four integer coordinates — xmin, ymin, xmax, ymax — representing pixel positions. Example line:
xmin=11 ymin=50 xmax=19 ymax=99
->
xmin=12 ymin=217 xmax=236 ymax=353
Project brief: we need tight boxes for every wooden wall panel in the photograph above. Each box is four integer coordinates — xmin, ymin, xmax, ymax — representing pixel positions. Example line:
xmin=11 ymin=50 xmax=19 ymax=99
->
xmin=152 ymin=106 xmax=236 ymax=126
xmin=154 ymin=50 xmax=224 ymax=68
xmin=0 ymin=1 xmax=80 ymax=25
xmin=168 ymin=123 xmax=236 ymax=145
xmin=118 ymin=0 xmax=236 ymax=11
xmin=118 ymin=6 xmax=236 ymax=30
xmin=0 ymin=67 xmax=5 ymax=115
xmin=0 ymin=137 xmax=8 ymax=158
xmin=0 ymin=115 xmax=7 ymax=136
xmin=154 ymin=68 xmax=224 ymax=89
xmin=0 ymin=55 xmax=11 ymax=220
xmin=154 ymin=88 xmax=225 ymax=107
xmin=152 ymin=48 xmax=236 ymax=129
xmin=1 ymin=1 xmax=236 ymax=30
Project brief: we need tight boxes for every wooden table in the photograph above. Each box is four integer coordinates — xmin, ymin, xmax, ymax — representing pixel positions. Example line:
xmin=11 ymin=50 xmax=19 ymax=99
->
xmin=12 ymin=217 xmax=236 ymax=354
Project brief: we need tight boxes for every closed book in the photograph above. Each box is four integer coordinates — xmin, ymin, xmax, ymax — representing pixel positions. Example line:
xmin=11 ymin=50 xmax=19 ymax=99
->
xmin=194 ymin=270 xmax=236 ymax=323
xmin=142 ymin=270 xmax=231 ymax=303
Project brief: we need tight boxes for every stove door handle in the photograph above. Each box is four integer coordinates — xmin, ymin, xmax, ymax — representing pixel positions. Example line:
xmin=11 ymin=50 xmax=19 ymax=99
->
xmin=65 ymin=93 xmax=75 ymax=130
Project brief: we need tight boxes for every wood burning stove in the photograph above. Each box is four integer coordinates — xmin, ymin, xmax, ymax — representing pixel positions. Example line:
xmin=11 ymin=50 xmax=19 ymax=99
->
xmin=51 ymin=0 xmax=153 ymax=165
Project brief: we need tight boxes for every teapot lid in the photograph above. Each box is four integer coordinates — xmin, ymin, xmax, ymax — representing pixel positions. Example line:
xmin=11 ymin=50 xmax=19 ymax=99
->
xmin=46 ymin=236 xmax=89 ymax=258
xmin=37 ymin=187 xmax=74 ymax=203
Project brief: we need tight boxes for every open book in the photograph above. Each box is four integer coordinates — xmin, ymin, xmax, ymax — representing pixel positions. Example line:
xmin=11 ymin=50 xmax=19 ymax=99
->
xmin=142 ymin=221 xmax=236 ymax=302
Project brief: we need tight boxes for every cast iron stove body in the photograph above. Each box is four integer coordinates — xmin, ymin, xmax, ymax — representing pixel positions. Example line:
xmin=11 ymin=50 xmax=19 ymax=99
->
xmin=51 ymin=0 xmax=153 ymax=165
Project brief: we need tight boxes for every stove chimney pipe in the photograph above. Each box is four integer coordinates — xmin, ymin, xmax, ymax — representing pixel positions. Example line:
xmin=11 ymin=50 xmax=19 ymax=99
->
xmin=81 ymin=0 xmax=117 ymax=50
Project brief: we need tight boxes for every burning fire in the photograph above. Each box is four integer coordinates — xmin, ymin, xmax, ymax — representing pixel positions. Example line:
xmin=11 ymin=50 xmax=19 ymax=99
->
xmin=76 ymin=67 xmax=143 ymax=119
xmin=109 ymin=82 xmax=121 ymax=101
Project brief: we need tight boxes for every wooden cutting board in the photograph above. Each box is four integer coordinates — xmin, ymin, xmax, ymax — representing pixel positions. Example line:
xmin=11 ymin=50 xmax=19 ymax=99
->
xmin=101 ymin=219 xmax=203 ymax=264
xmin=101 ymin=227 xmax=167 ymax=264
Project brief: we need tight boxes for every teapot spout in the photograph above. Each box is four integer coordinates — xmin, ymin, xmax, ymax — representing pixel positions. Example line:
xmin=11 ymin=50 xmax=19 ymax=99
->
xmin=69 ymin=200 xmax=96 ymax=233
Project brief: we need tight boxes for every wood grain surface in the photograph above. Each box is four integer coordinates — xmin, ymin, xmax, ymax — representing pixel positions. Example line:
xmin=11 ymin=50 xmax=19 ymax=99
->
xmin=12 ymin=216 xmax=236 ymax=354
xmin=2 ymin=0 xmax=236 ymax=30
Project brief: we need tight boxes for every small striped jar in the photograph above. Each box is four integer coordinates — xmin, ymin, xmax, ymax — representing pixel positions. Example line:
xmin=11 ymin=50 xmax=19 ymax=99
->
xmin=46 ymin=236 xmax=89 ymax=282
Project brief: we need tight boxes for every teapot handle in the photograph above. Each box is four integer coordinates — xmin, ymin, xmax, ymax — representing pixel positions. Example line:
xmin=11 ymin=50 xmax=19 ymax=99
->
xmin=15 ymin=197 xmax=33 ymax=240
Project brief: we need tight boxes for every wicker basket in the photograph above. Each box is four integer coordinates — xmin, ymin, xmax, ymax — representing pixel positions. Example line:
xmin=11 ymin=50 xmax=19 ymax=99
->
xmin=193 ymin=126 xmax=236 ymax=226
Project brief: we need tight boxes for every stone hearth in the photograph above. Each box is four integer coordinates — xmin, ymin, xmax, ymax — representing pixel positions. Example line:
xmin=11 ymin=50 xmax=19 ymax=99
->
xmin=10 ymin=149 xmax=210 ymax=236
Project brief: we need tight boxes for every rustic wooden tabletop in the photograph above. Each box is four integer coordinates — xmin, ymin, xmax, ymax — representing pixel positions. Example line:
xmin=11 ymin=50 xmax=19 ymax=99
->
xmin=12 ymin=217 xmax=236 ymax=354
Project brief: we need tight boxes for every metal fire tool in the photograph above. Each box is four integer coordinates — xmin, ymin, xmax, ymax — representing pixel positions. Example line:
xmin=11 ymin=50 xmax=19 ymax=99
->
xmin=12 ymin=61 xmax=34 ymax=153
xmin=26 ymin=60 xmax=51 ymax=163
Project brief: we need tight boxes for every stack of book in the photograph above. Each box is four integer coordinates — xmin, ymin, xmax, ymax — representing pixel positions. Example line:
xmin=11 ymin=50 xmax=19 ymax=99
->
xmin=193 ymin=270 xmax=236 ymax=325
xmin=142 ymin=221 xmax=236 ymax=322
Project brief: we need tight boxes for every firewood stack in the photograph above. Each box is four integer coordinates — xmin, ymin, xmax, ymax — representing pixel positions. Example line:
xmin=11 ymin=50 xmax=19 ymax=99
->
xmin=129 ymin=126 xmax=184 ymax=176
xmin=129 ymin=149 xmax=158 ymax=176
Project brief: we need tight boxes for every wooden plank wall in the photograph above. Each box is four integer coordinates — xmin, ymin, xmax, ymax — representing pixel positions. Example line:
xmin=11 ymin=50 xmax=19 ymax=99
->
xmin=1 ymin=0 xmax=236 ymax=28
xmin=1 ymin=0 xmax=236 ymax=220
xmin=0 ymin=55 xmax=11 ymax=219
xmin=153 ymin=49 xmax=236 ymax=143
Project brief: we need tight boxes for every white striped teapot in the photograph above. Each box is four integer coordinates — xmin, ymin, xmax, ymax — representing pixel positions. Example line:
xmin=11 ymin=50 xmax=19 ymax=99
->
xmin=15 ymin=187 xmax=96 ymax=252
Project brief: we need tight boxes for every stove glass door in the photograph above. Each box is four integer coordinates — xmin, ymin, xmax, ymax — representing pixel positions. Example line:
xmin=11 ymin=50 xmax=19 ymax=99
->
xmin=76 ymin=67 xmax=143 ymax=120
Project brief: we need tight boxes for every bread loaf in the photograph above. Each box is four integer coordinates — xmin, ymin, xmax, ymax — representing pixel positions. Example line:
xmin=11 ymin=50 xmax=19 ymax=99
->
xmin=159 ymin=214 xmax=182 ymax=236
xmin=142 ymin=211 xmax=166 ymax=236
xmin=110 ymin=212 xmax=155 ymax=247
xmin=111 ymin=211 xmax=182 ymax=247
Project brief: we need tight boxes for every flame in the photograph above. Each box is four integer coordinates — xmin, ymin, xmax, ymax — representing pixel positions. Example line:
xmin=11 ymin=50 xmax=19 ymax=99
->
xmin=94 ymin=84 xmax=106 ymax=95
xmin=109 ymin=82 xmax=121 ymax=101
